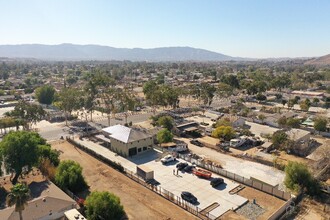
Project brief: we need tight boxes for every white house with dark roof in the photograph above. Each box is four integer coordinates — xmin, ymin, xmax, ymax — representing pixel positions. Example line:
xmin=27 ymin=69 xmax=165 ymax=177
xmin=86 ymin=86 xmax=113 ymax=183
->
xmin=102 ymin=124 xmax=154 ymax=157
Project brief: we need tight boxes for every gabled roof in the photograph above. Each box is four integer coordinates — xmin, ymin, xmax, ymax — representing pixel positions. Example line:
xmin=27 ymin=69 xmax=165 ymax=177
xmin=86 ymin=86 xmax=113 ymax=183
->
xmin=286 ymin=129 xmax=310 ymax=141
xmin=0 ymin=181 xmax=76 ymax=220
xmin=5 ymin=197 xmax=75 ymax=220
xmin=102 ymin=124 xmax=152 ymax=143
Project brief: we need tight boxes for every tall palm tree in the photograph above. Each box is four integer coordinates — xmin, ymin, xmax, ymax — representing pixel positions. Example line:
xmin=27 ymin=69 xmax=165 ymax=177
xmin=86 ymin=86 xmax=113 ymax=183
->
xmin=6 ymin=183 xmax=30 ymax=220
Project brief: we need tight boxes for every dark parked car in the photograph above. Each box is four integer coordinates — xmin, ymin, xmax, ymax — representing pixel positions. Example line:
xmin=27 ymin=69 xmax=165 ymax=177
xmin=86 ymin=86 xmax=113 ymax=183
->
xmin=181 ymin=191 xmax=197 ymax=204
xmin=176 ymin=162 xmax=188 ymax=170
xmin=183 ymin=165 xmax=195 ymax=173
xmin=190 ymin=139 xmax=203 ymax=147
xmin=210 ymin=178 xmax=224 ymax=187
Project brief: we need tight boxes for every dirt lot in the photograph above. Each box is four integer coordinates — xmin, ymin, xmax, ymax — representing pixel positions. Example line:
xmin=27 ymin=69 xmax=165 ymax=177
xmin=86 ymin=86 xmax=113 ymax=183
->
xmin=219 ymin=210 xmax=246 ymax=220
xmin=237 ymin=187 xmax=286 ymax=220
xmin=52 ymin=141 xmax=199 ymax=220
xmin=295 ymin=196 xmax=330 ymax=220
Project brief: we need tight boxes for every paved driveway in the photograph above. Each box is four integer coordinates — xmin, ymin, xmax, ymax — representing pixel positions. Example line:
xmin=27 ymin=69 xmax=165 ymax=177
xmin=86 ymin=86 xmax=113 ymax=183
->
xmin=73 ymin=138 xmax=247 ymax=218
xmin=146 ymin=159 xmax=247 ymax=217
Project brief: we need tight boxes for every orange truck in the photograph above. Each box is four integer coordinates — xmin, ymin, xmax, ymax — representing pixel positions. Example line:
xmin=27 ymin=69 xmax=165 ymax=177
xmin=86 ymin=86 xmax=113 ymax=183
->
xmin=193 ymin=168 xmax=212 ymax=179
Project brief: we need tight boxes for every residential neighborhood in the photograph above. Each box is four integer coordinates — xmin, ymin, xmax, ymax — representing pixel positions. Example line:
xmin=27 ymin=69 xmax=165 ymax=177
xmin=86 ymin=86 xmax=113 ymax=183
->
xmin=1 ymin=1 xmax=330 ymax=220
xmin=0 ymin=57 xmax=329 ymax=220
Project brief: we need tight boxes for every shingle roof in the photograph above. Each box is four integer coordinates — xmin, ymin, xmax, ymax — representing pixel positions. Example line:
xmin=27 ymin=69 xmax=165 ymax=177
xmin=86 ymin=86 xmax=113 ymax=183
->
xmin=1 ymin=181 xmax=76 ymax=220
xmin=102 ymin=124 xmax=152 ymax=143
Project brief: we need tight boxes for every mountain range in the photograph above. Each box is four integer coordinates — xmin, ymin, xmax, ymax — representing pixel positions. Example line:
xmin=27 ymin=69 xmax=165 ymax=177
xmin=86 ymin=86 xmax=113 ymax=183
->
xmin=0 ymin=44 xmax=329 ymax=64
xmin=305 ymin=54 xmax=330 ymax=65
xmin=0 ymin=44 xmax=238 ymax=61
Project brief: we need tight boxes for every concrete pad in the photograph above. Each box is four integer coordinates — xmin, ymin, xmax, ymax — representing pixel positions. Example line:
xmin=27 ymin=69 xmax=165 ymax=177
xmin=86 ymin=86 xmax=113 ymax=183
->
xmin=74 ymin=139 xmax=248 ymax=218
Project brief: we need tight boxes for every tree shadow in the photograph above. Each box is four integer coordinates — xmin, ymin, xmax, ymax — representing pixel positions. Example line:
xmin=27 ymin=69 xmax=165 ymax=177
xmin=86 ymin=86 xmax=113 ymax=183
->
xmin=76 ymin=188 xmax=91 ymax=200
xmin=0 ymin=186 xmax=8 ymax=209
xmin=28 ymin=180 xmax=50 ymax=199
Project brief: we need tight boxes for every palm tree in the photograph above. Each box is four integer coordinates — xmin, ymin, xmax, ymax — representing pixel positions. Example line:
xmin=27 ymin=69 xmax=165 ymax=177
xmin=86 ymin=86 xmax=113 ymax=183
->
xmin=6 ymin=183 xmax=30 ymax=220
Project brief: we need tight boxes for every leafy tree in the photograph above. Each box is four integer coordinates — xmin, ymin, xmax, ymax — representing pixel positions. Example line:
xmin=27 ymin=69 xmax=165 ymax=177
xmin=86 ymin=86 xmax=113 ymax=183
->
xmin=5 ymin=101 xmax=45 ymax=130
xmin=55 ymin=160 xmax=88 ymax=193
xmin=6 ymin=183 xmax=30 ymax=220
xmin=284 ymin=161 xmax=319 ymax=195
xmin=281 ymin=99 xmax=287 ymax=107
xmin=326 ymin=86 xmax=330 ymax=94
xmin=314 ymin=116 xmax=328 ymax=132
xmin=299 ymin=99 xmax=311 ymax=111
xmin=277 ymin=116 xmax=287 ymax=128
xmin=83 ymin=79 xmax=98 ymax=122
xmin=287 ymin=99 xmax=297 ymax=109
xmin=66 ymin=75 xmax=78 ymax=85
xmin=37 ymin=145 xmax=60 ymax=166
xmin=0 ymin=131 xmax=46 ymax=184
xmin=157 ymin=129 xmax=173 ymax=146
xmin=271 ymin=130 xmax=289 ymax=150
xmin=55 ymin=88 xmax=82 ymax=126
xmin=212 ymin=126 xmax=236 ymax=141
xmin=220 ymin=75 xmax=239 ymax=88
xmin=199 ymin=83 xmax=216 ymax=106
xmin=258 ymin=114 xmax=266 ymax=123
xmin=156 ymin=73 xmax=165 ymax=84
xmin=216 ymin=82 xmax=233 ymax=97
xmin=35 ymin=85 xmax=56 ymax=105
xmin=143 ymin=80 xmax=158 ymax=105
xmin=213 ymin=118 xmax=231 ymax=128
xmin=286 ymin=118 xmax=301 ymax=128
xmin=256 ymin=93 xmax=267 ymax=101
xmin=157 ymin=116 xmax=174 ymax=130
xmin=85 ymin=191 xmax=124 ymax=220
xmin=312 ymin=98 xmax=319 ymax=105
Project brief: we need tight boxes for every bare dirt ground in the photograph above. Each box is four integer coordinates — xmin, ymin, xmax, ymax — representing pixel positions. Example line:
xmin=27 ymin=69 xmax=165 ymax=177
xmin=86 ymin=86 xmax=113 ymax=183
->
xmin=295 ymin=196 xmax=330 ymax=220
xmin=219 ymin=210 xmax=246 ymax=220
xmin=237 ymin=187 xmax=286 ymax=220
xmin=52 ymin=141 xmax=199 ymax=220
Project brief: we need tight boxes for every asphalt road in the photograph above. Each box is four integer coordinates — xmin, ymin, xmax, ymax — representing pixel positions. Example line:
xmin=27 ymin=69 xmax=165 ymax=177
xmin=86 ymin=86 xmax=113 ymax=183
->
xmin=36 ymin=112 xmax=153 ymax=141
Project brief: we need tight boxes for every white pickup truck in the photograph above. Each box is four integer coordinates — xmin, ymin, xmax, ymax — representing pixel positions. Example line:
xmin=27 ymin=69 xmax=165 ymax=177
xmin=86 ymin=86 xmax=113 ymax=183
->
xmin=161 ymin=155 xmax=176 ymax=164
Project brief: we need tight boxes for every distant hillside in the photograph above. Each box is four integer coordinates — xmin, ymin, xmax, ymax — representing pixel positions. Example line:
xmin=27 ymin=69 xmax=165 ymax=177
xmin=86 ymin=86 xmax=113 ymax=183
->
xmin=305 ymin=54 xmax=330 ymax=65
xmin=0 ymin=44 xmax=238 ymax=61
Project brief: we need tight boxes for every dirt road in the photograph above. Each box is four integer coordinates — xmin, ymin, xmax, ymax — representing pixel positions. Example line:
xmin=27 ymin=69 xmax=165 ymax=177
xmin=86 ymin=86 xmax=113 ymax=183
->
xmin=52 ymin=141 xmax=199 ymax=220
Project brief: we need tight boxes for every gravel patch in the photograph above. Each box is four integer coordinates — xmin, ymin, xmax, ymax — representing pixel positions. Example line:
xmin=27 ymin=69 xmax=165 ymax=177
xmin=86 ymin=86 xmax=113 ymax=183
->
xmin=236 ymin=201 xmax=266 ymax=220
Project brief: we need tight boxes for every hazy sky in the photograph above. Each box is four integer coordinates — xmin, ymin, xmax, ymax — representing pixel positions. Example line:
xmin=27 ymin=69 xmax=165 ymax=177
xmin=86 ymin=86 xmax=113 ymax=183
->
xmin=1 ymin=0 xmax=330 ymax=58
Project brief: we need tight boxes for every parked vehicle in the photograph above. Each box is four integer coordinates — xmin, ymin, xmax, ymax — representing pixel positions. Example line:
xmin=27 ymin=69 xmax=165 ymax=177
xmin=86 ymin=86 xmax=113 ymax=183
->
xmin=229 ymin=137 xmax=248 ymax=148
xmin=193 ymin=168 xmax=212 ymax=179
xmin=181 ymin=191 xmax=198 ymax=204
xmin=160 ymin=155 xmax=176 ymax=164
xmin=190 ymin=139 xmax=203 ymax=147
xmin=183 ymin=165 xmax=195 ymax=173
xmin=210 ymin=178 xmax=224 ymax=187
xmin=176 ymin=162 xmax=188 ymax=170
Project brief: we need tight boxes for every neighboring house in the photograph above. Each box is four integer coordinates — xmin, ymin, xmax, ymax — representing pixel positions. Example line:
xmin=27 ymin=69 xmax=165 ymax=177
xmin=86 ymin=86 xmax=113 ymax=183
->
xmin=286 ymin=128 xmax=311 ymax=156
xmin=0 ymin=181 xmax=76 ymax=220
xmin=302 ymin=116 xmax=314 ymax=127
xmin=246 ymin=121 xmax=279 ymax=139
xmin=64 ymin=209 xmax=86 ymax=220
xmin=205 ymin=110 xmax=223 ymax=121
xmin=291 ymin=90 xmax=324 ymax=99
xmin=102 ymin=124 xmax=153 ymax=157
xmin=263 ymin=112 xmax=296 ymax=128
xmin=227 ymin=115 xmax=245 ymax=128
xmin=174 ymin=121 xmax=200 ymax=136
xmin=286 ymin=128 xmax=310 ymax=144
